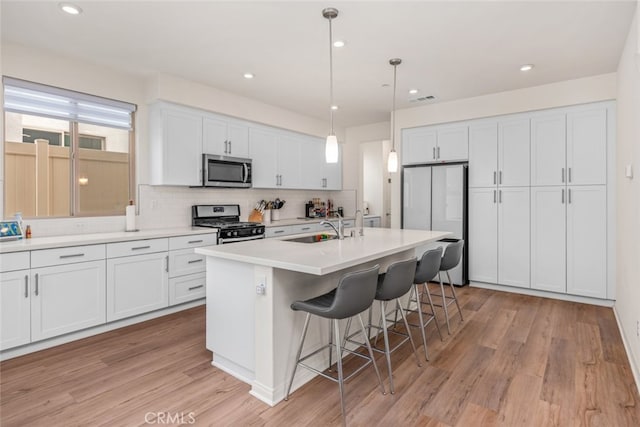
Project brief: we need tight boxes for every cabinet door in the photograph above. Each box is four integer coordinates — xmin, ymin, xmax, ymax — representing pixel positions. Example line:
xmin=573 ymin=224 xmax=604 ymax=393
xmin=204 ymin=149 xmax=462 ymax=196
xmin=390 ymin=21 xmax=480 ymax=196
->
xmin=227 ymin=121 xmax=249 ymax=158
xmin=0 ymin=270 xmax=31 ymax=350
xmin=567 ymin=107 xmax=607 ymax=185
xmin=531 ymin=113 xmax=566 ymax=186
xmin=566 ymin=186 xmax=607 ymax=298
xmin=277 ymin=134 xmax=302 ymax=189
xmin=31 ymin=261 xmax=106 ymax=341
xmin=498 ymin=187 xmax=530 ymax=288
xmin=249 ymin=128 xmax=279 ymax=188
xmin=531 ymin=187 xmax=566 ymax=293
xmin=322 ymin=144 xmax=342 ymax=190
xmin=499 ymin=118 xmax=530 ymax=187
xmin=468 ymin=188 xmax=498 ymax=283
xmin=162 ymin=108 xmax=203 ymax=186
xmin=202 ymin=116 xmax=228 ymax=155
xmin=437 ymin=125 xmax=468 ymax=162
xmin=468 ymin=122 xmax=498 ymax=187
xmin=402 ymin=128 xmax=437 ymax=165
xmin=107 ymin=253 xmax=168 ymax=322
xmin=299 ymin=138 xmax=325 ymax=189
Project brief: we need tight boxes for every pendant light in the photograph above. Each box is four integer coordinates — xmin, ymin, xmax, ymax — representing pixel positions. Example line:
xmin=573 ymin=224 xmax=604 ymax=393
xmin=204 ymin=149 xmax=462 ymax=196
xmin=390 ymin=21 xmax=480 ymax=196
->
xmin=323 ymin=7 xmax=339 ymax=163
xmin=387 ymin=58 xmax=401 ymax=173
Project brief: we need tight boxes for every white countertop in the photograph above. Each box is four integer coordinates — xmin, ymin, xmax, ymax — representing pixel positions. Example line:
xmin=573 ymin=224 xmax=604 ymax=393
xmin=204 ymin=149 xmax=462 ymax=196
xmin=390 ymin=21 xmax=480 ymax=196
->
xmin=196 ymin=228 xmax=451 ymax=275
xmin=0 ymin=227 xmax=217 ymax=253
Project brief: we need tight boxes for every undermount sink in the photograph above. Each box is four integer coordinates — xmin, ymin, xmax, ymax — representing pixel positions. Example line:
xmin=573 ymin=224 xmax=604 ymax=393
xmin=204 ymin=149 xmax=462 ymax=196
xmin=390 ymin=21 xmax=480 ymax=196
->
xmin=283 ymin=234 xmax=339 ymax=243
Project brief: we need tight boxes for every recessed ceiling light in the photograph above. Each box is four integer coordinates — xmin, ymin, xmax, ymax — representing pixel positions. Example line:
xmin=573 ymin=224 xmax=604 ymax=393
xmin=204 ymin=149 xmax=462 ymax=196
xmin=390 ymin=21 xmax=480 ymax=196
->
xmin=520 ymin=64 xmax=534 ymax=72
xmin=333 ymin=40 xmax=345 ymax=48
xmin=331 ymin=105 xmax=339 ymax=110
xmin=409 ymin=89 xmax=419 ymax=95
xmin=59 ymin=3 xmax=82 ymax=15
xmin=243 ymin=73 xmax=254 ymax=79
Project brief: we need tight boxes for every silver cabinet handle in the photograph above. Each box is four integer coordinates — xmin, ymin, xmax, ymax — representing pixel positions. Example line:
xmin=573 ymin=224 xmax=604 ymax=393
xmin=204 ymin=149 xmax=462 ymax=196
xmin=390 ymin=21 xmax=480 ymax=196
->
xmin=188 ymin=285 xmax=204 ymax=291
xmin=188 ymin=259 xmax=203 ymax=264
xmin=432 ymin=147 xmax=436 ymax=159
xmin=274 ymin=230 xmax=284 ymax=234
xmin=165 ymin=255 xmax=169 ymax=272
xmin=499 ymin=190 xmax=502 ymax=203
xmin=562 ymin=168 xmax=565 ymax=183
xmin=437 ymin=146 xmax=440 ymax=159
xmin=568 ymin=167 xmax=572 ymax=183
xmin=568 ymin=188 xmax=572 ymax=204
xmin=188 ymin=240 xmax=203 ymax=244
xmin=35 ymin=273 xmax=39 ymax=296
xmin=224 ymin=140 xmax=228 ymax=154
xmin=228 ymin=140 xmax=232 ymax=154
xmin=132 ymin=245 xmax=151 ymax=251
xmin=275 ymin=174 xmax=279 ymax=186
xmin=24 ymin=275 xmax=29 ymax=298
xmin=493 ymin=190 xmax=497 ymax=203
xmin=60 ymin=253 xmax=84 ymax=259
xmin=499 ymin=171 xmax=503 ymax=184
xmin=562 ymin=188 xmax=565 ymax=204
xmin=493 ymin=171 xmax=496 ymax=185
xmin=301 ymin=227 xmax=311 ymax=231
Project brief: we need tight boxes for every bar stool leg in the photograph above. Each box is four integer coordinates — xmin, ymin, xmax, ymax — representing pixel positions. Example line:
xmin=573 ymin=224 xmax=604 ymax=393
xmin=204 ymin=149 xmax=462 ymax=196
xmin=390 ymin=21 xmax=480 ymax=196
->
xmin=438 ymin=272 xmax=451 ymax=334
xmin=411 ymin=284 xmax=429 ymax=361
xmin=285 ymin=313 xmax=311 ymax=401
xmin=446 ymin=271 xmax=464 ymax=322
xmin=396 ymin=299 xmax=422 ymax=368
xmin=423 ymin=282 xmax=444 ymax=341
xmin=328 ymin=319 xmax=334 ymax=371
xmin=356 ymin=313 xmax=386 ymax=395
xmin=379 ymin=301 xmax=395 ymax=394
xmin=334 ymin=319 xmax=347 ymax=424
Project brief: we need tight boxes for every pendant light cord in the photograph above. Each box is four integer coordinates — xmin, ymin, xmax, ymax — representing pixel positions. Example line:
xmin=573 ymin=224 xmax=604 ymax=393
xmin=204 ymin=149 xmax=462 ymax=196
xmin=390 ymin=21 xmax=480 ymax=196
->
xmin=328 ymin=16 xmax=334 ymax=135
xmin=391 ymin=62 xmax=397 ymax=151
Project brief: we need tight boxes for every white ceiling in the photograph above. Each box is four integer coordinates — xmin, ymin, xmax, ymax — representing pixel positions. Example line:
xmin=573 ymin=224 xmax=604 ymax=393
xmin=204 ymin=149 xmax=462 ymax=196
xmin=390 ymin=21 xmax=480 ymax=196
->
xmin=1 ymin=1 xmax=636 ymax=128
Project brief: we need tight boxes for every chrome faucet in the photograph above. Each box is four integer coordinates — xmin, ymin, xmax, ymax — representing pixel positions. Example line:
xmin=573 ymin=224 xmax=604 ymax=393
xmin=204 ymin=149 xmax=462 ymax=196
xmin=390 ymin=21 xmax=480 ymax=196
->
xmin=355 ymin=209 xmax=364 ymax=236
xmin=320 ymin=213 xmax=344 ymax=240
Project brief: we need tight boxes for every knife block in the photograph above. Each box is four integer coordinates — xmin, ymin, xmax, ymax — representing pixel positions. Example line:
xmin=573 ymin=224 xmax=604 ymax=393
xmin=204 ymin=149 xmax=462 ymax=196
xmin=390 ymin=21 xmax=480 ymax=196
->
xmin=248 ymin=209 xmax=263 ymax=223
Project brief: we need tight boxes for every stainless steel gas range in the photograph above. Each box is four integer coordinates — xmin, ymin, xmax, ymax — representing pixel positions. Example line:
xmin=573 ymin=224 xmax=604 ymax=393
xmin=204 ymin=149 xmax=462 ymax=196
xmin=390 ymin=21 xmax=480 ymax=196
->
xmin=192 ymin=205 xmax=265 ymax=244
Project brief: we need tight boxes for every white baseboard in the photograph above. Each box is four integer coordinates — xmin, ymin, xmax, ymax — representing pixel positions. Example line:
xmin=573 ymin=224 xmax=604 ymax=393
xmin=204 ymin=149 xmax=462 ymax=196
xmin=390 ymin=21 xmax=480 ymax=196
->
xmin=470 ymin=281 xmax=614 ymax=307
xmin=613 ymin=306 xmax=640 ymax=396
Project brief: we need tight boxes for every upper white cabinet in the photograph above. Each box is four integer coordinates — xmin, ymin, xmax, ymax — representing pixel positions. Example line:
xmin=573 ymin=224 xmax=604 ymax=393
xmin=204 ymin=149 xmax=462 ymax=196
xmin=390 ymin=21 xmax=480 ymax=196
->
xmin=566 ymin=106 xmax=607 ymax=185
xmin=299 ymin=137 xmax=343 ymax=190
xmin=402 ymin=123 xmax=468 ymax=165
xmin=469 ymin=118 xmax=529 ymax=188
xmin=149 ymin=102 xmax=203 ymax=186
xmin=249 ymin=127 xmax=279 ymax=188
xmin=277 ymin=134 xmax=302 ymax=188
xmin=203 ymin=115 xmax=249 ymax=158
xmin=531 ymin=113 xmax=566 ymax=186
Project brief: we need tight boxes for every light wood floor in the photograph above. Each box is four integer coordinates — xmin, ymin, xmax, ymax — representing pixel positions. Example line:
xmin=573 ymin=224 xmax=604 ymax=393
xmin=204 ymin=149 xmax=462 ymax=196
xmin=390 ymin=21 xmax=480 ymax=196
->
xmin=1 ymin=285 xmax=639 ymax=426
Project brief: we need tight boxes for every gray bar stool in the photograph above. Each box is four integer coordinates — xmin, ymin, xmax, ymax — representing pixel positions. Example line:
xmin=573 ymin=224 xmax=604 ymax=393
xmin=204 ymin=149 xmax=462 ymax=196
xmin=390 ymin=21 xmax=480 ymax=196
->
xmin=284 ymin=265 xmax=386 ymax=423
xmin=405 ymin=247 xmax=444 ymax=361
xmin=343 ymin=258 xmax=422 ymax=394
xmin=431 ymin=240 xmax=465 ymax=334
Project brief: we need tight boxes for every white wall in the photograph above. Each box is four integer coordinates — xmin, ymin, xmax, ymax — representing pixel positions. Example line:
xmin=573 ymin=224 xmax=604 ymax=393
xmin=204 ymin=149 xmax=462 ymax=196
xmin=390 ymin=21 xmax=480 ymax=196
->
xmin=361 ymin=141 xmax=384 ymax=217
xmin=615 ymin=9 xmax=640 ymax=391
xmin=1 ymin=43 xmax=354 ymax=235
xmin=391 ymin=73 xmax=617 ymax=228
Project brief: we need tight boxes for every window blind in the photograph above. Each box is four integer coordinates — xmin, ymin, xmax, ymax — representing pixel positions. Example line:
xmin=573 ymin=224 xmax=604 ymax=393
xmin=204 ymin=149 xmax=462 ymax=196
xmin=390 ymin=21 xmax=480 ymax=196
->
xmin=3 ymin=76 xmax=136 ymax=130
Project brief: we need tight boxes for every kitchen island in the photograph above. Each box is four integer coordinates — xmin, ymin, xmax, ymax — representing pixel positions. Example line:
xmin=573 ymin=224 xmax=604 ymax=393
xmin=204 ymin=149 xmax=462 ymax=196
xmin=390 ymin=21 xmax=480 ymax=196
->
xmin=195 ymin=227 xmax=450 ymax=406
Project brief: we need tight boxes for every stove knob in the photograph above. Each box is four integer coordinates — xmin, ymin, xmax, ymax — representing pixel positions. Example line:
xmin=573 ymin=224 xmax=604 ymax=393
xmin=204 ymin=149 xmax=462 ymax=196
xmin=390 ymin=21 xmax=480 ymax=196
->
xmin=233 ymin=231 xmax=238 ymax=237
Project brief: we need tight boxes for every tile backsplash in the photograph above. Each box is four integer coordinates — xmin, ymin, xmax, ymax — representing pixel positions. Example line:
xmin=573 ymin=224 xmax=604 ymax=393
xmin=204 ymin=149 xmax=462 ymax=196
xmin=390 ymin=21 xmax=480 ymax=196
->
xmin=16 ymin=185 xmax=357 ymax=238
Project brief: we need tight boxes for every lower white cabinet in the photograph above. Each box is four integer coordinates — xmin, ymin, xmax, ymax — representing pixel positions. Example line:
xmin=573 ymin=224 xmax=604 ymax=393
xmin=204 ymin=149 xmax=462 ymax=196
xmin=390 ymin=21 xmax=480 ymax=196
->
xmin=169 ymin=273 xmax=206 ymax=306
xmin=497 ymin=187 xmax=530 ymax=288
xmin=364 ymin=217 xmax=381 ymax=227
xmin=469 ymin=188 xmax=498 ymax=283
xmin=31 ymin=260 xmax=106 ymax=341
xmin=0 ymin=270 xmax=31 ymax=350
xmin=107 ymin=252 xmax=169 ymax=321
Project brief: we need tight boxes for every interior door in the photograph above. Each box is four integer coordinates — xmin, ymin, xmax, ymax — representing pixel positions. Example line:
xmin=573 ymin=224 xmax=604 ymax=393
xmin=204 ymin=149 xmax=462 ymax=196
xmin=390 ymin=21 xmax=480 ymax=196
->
xmin=402 ymin=166 xmax=431 ymax=230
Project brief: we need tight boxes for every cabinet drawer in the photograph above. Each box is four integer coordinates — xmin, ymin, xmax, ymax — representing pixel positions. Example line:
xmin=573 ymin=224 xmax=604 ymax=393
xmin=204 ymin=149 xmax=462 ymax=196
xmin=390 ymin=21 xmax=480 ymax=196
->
xmin=107 ymin=238 xmax=168 ymax=258
xmin=266 ymin=226 xmax=292 ymax=238
xmin=169 ymin=233 xmax=217 ymax=251
xmin=169 ymin=249 xmax=206 ymax=278
xmin=0 ymin=251 xmax=30 ymax=272
xmin=291 ymin=224 xmax=317 ymax=234
xmin=169 ymin=273 xmax=206 ymax=305
xmin=31 ymin=245 xmax=105 ymax=268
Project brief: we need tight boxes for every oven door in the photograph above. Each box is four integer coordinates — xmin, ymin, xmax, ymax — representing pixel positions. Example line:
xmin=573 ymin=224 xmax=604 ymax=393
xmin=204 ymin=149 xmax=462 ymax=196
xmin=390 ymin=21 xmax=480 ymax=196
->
xmin=203 ymin=154 xmax=252 ymax=188
xmin=218 ymin=235 xmax=265 ymax=244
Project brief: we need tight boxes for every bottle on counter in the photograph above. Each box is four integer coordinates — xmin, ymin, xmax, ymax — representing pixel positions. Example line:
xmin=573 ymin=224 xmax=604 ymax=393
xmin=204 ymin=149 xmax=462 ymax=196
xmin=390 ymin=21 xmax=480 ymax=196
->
xmin=25 ymin=225 xmax=32 ymax=239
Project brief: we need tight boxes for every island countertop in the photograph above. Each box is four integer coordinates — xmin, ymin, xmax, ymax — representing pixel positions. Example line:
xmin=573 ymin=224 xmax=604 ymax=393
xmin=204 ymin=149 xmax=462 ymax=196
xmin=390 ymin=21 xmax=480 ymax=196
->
xmin=195 ymin=228 xmax=451 ymax=275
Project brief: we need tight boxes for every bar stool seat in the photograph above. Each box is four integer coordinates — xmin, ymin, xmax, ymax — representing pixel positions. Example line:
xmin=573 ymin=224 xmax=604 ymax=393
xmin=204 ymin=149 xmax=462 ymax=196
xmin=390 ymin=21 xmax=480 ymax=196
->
xmin=284 ymin=265 xmax=386 ymax=424
xmin=431 ymin=240 xmax=465 ymax=334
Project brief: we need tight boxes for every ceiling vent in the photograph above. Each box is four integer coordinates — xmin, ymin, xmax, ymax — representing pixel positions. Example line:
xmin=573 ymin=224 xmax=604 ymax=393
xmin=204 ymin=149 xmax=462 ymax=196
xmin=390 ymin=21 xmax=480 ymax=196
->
xmin=409 ymin=95 xmax=437 ymax=103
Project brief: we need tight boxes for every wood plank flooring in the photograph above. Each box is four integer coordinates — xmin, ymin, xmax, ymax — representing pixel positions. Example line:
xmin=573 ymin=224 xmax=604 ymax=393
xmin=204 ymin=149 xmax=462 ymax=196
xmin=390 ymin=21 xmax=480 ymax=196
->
xmin=1 ymin=286 xmax=639 ymax=426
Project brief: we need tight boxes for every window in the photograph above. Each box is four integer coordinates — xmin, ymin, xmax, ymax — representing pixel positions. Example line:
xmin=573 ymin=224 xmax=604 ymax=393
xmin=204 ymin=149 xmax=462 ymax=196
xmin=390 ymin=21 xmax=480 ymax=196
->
xmin=3 ymin=77 xmax=136 ymax=218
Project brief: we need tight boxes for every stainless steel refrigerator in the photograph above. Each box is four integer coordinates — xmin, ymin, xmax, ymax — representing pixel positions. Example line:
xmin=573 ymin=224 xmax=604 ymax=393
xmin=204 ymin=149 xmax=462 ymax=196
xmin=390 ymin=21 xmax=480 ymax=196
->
xmin=402 ymin=163 xmax=468 ymax=285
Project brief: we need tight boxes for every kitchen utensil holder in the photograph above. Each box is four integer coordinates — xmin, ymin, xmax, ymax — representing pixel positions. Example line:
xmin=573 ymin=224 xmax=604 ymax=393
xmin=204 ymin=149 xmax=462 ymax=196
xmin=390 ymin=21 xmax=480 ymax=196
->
xmin=272 ymin=209 xmax=280 ymax=221
xmin=263 ymin=209 xmax=272 ymax=224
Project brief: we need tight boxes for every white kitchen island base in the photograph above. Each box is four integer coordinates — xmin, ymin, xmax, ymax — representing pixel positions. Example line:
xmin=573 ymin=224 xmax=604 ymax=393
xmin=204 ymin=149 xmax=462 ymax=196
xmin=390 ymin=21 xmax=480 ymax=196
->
xmin=197 ymin=228 xmax=450 ymax=406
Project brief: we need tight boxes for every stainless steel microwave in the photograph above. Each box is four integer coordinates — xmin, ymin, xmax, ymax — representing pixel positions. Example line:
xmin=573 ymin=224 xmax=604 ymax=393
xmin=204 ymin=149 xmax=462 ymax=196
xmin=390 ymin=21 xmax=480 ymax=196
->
xmin=202 ymin=154 xmax=252 ymax=188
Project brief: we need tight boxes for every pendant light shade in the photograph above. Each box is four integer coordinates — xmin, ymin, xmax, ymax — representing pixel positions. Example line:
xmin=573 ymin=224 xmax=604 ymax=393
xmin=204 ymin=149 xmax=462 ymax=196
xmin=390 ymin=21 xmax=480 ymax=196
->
xmin=323 ymin=7 xmax=339 ymax=163
xmin=387 ymin=58 xmax=401 ymax=173
xmin=325 ymin=134 xmax=339 ymax=163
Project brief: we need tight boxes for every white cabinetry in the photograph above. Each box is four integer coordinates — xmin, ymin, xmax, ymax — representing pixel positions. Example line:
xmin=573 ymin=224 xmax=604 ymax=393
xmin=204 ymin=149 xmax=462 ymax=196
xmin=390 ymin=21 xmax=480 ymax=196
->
xmin=149 ymin=103 xmax=203 ymax=186
xmin=249 ymin=128 xmax=302 ymax=189
xmin=364 ymin=217 xmax=381 ymax=227
xmin=402 ymin=123 xmax=468 ymax=165
xmin=0 ymin=269 xmax=31 ymax=350
xmin=566 ymin=107 xmax=607 ymax=185
xmin=531 ymin=113 xmax=566 ymax=186
xmin=300 ymin=138 xmax=343 ymax=190
xmin=497 ymin=187 xmax=530 ymax=288
xmin=167 ymin=234 xmax=215 ymax=305
xmin=203 ymin=115 xmax=249 ymax=158
xmin=106 ymin=239 xmax=169 ymax=322
xmin=469 ymin=188 xmax=498 ymax=283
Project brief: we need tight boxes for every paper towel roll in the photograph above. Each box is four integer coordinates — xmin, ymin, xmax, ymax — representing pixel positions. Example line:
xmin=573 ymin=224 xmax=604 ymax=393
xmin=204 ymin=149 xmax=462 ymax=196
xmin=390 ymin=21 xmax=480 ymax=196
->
xmin=126 ymin=204 xmax=136 ymax=231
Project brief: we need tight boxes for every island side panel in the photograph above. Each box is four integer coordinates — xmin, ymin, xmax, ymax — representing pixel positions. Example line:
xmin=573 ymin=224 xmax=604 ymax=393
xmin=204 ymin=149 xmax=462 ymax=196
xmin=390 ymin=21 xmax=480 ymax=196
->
xmin=206 ymin=257 xmax=256 ymax=383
